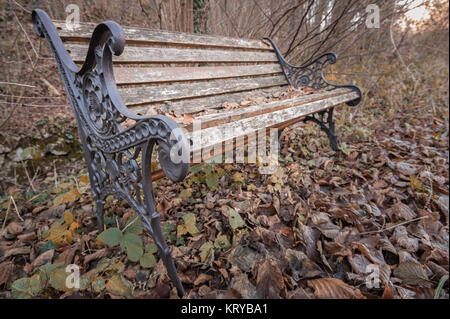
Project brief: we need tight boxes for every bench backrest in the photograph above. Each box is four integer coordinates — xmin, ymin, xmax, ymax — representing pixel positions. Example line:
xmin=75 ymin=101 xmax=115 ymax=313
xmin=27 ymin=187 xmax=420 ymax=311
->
xmin=52 ymin=22 xmax=288 ymax=116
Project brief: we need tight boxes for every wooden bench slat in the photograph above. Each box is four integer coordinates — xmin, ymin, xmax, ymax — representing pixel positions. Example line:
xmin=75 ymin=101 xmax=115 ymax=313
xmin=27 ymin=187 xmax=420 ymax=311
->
xmin=65 ymin=43 xmax=278 ymax=63
xmin=129 ymin=87 xmax=287 ymax=116
xmin=185 ymin=88 xmax=353 ymax=130
xmin=187 ymin=91 xmax=359 ymax=153
xmin=119 ymin=75 xmax=288 ymax=106
xmin=114 ymin=64 xmax=282 ymax=85
xmin=53 ymin=21 xmax=272 ymax=51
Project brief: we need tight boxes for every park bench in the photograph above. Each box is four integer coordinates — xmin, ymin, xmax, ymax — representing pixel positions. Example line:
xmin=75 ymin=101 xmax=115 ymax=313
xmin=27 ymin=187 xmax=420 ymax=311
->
xmin=31 ymin=8 xmax=361 ymax=297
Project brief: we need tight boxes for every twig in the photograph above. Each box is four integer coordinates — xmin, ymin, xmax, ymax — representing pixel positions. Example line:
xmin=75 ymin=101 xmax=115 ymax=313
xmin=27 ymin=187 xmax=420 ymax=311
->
xmin=0 ymin=82 xmax=36 ymax=88
xmin=389 ymin=21 xmax=418 ymax=93
xmin=0 ymin=39 xmax=40 ymax=129
xmin=53 ymin=160 xmax=58 ymax=188
xmin=21 ymin=161 xmax=36 ymax=192
xmin=360 ymin=216 xmax=429 ymax=235
xmin=13 ymin=11 xmax=38 ymax=58
xmin=30 ymin=167 xmax=40 ymax=190
xmin=10 ymin=196 xmax=24 ymax=222
xmin=116 ymin=216 xmax=120 ymax=231
xmin=13 ymin=0 xmax=32 ymax=13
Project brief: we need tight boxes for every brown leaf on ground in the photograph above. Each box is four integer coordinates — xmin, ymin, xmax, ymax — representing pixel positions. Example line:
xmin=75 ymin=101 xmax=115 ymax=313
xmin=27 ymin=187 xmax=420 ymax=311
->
xmin=387 ymin=202 xmax=417 ymax=221
xmin=255 ymin=258 xmax=286 ymax=299
xmin=393 ymin=261 xmax=431 ymax=287
xmin=0 ymin=261 xmax=14 ymax=285
xmin=84 ymin=248 xmax=109 ymax=265
xmin=307 ymin=278 xmax=366 ymax=299
xmin=193 ymin=273 xmax=212 ymax=286
xmin=31 ymin=249 xmax=54 ymax=269
xmin=7 ymin=222 xmax=23 ymax=235
xmin=230 ymin=272 xmax=257 ymax=299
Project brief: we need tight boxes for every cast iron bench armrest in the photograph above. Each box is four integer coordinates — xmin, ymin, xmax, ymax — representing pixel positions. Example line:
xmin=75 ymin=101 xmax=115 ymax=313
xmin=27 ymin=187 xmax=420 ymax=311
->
xmin=32 ymin=9 xmax=189 ymax=181
xmin=32 ymin=9 xmax=188 ymax=296
xmin=264 ymin=37 xmax=362 ymax=106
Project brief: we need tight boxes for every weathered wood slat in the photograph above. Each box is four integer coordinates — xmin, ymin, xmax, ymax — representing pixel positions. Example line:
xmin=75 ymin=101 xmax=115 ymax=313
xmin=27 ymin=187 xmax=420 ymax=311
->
xmin=119 ymin=75 xmax=287 ymax=106
xmin=113 ymin=64 xmax=282 ymax=85
xmin=65 ymin=43 xmax=278 ymax=63
xmin=129 ymin=86 xmax=287 ymax=116
xmin=54 ymin=21 xmax=272 ymax=50
xmin=185 ymin=88 xmax=353 ymax=130
xmin=186 ymin=91 xmax=359 ymax=153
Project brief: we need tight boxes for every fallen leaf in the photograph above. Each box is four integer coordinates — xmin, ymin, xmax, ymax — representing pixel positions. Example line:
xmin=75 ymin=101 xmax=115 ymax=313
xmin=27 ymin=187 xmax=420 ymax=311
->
xmin=231 ymin=272 xmax=257 ymax=299
xmin=307 ymin=278 xmax=365 ymax=299
xmin=199 ymin=241 xmax=214 ymax=263
xmin=194 ymin=273 xmax=212 ymax=286
xmin=7 ymin=221 xmax=23 ymax=235
xmin=228 ymin=208 xmax=245 ymax=230
xmin=106 ymin=274 xmax=133 ymax=298
xmin=182 ymin=213 xmax=200 ymax=236
xmin=393 ymin=261 xmax=431 ymax=287
xmin=140 ymin=252 xmax=157 ymax=268
xmin=97 ymin=228 xmax=122 ymax=248
xmin=255 ymin=258 xmax=286 ymax=299
xmin=32 ymin=249 xmax=54 ymax=269
xmin=0 ymin=261 xmax=14 ymax=285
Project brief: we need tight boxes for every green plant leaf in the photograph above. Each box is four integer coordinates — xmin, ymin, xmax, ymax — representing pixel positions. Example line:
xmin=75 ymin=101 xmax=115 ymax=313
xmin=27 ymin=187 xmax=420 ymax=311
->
xmin=145 ymin=242 xmax=158 ymax=254
xmin=98 ymin=227 xmax=122 ymax=248
xmin=39 ymin=240 xmax=57 ymax=254
xmin=140 ymin=253 xmax=157 ymax=268
xmin=124 ymin=217 xmax=143 ymax=235
xmin=49 ymin=267 xmax=71 ymax=292
xmin=39 ymin=262 xmax=64 ymax=282
xmin=29 ymin=273 xmax=44 ymax=296
xmin=11 ymin=278 xmax=32 ymax=299
xmin=205 ymin=172 xmax=219 ymax=190
xmin=120 ymin=233 xmax=143 ymax=262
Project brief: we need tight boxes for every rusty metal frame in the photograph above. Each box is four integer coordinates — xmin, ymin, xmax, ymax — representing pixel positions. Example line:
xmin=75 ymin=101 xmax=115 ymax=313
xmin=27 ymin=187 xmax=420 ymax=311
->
xmin=264 ymin=37 xmax=362 ymax=151
xmin=32 ymin=9 xmax=188 ymax=296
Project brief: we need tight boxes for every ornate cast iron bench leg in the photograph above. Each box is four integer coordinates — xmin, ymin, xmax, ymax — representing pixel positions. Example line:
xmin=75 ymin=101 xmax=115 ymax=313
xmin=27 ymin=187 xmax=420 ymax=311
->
xmin=32 ymin=9 xmax=189 ymax=297
xmin=264 ymin=38 xmax=362 ymax=151
xmin=304 ymin=108 xmax=338 ymax=151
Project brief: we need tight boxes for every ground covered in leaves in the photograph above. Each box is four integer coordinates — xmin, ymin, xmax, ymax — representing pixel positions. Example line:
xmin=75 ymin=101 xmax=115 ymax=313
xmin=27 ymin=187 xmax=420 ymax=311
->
xmin=0 ymin=84 xmax=448 ymax=298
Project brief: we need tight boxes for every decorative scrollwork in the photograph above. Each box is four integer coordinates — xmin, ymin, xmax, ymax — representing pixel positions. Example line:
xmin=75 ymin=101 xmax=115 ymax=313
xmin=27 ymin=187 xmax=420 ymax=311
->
xmin=32 ymin=9 xmax=188 ymax=296
xmin=303 ymin=107 xmax=339 ymax=151
xmin=264 ymin=37 xmax=362 ymax=106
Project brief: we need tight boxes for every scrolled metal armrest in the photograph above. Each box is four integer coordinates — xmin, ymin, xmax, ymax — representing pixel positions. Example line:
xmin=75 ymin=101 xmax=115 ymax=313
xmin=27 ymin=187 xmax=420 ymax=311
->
xmin=106 ymin=115 xmax=190 ymax=183
xmin=264 ymin=37 xmax=362 ymax=106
